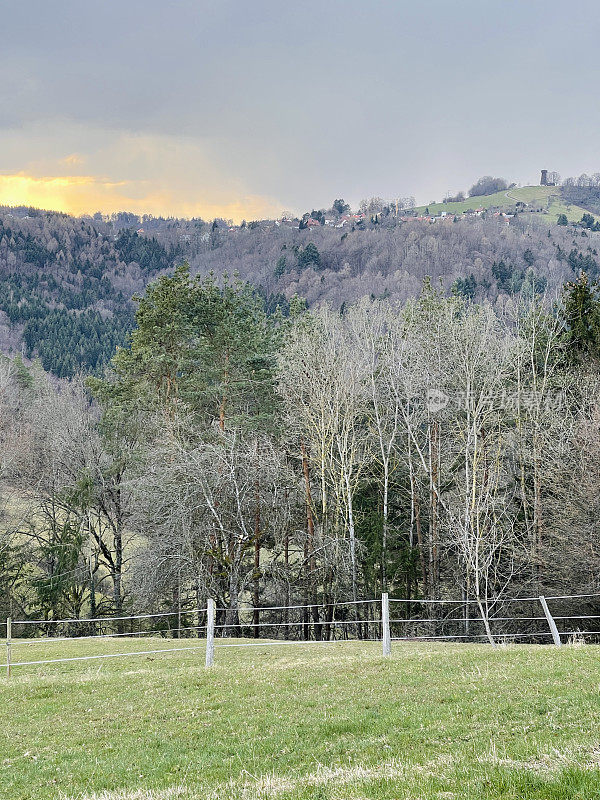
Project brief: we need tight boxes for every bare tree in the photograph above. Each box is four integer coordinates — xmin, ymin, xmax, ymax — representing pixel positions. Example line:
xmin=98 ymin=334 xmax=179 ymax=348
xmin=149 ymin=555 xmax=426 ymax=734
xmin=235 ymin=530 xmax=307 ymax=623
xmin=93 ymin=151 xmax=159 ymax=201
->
xmin=131 ymin=427 xmax=295 ymax=631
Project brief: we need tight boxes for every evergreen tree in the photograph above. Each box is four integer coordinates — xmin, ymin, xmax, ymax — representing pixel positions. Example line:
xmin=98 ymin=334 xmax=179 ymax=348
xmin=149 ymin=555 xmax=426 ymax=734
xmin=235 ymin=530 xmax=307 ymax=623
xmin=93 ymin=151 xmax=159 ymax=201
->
xmin=561 ymin=272 xmax=600 ymax=362
xmin=297 ymin=243 xmax=322 ymax=271
xmin=332 ymin=199 xmax=350 ymax=215
xmin=93 ymin=263 xmax=280 ymax=433
xmin=274 ymin=255 xmax=287 ymax=278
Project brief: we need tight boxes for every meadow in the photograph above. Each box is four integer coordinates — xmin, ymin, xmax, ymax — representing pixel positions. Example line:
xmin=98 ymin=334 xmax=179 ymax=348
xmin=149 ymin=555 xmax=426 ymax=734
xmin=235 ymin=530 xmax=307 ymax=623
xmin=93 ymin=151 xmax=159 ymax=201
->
xmin=415 ymin=184 xmax=596 ymax=224
xmin=2 ymin=637 xmax=600 ymax=799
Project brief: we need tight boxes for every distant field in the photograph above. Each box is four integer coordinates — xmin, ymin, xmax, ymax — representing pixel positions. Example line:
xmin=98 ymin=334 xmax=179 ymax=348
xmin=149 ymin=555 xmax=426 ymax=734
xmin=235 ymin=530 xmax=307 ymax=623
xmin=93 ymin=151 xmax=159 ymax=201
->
xmin=2 ymin=637 xmax=600 ymax=799
xmin=416 ymin=185 xmax=597 ymax=225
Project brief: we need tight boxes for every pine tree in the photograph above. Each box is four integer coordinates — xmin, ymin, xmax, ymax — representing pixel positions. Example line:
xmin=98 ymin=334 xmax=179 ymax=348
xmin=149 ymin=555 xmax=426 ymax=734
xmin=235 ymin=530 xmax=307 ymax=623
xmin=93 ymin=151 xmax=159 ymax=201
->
xmin=562 ymin=272 xmax=600 ymax=362
xmin=92 ymin=262 xmax=280 ymax=433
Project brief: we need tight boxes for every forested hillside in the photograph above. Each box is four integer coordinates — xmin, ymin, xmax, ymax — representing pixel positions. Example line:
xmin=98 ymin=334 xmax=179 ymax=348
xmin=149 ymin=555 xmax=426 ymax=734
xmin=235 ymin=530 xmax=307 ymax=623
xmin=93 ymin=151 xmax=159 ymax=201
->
xmin=0 ymin=208 xmax=187 ymax=375
xmin=1 ymin=194 xmax=599 ymax=376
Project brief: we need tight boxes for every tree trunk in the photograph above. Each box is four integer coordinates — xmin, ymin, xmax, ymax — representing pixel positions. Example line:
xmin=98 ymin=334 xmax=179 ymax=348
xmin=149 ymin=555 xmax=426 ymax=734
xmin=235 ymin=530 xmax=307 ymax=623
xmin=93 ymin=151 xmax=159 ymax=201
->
xmin=113 ymin=522 xmax=124 ymax=634
xmin=409 ymin=437 xmax=428 ymax=600
xmin=196 ymin=576 xmax=203 ymax=638
xmin=430 ymin=420 xmax=440 ymax=602
xmin=477 ymin=596 xmax=496 ymax=647
xmin=284 ymin=526 xmax=290 ymax=640
xmin=301 ymin=440 xmax=320 ymax=639
xmin=218 ymin=352 xmax=229 ymax=431
xmin=253 ymin=445 xmax=261 ymax=639
xmin=88 ymin=520 xmax=97 ymax=626
xmin=382 ymin=463 xmax=389 ymax=593
xmin=345 ymin=473 xmax=360 ymax=637
xmin=173 ymin=584 xmax=180 ymax=639
xmin=533 ymin=440 xmax=543 ymax=588
xmin=414 ymin=493 xmax=427 ymax=599
xmin=463 ymin=581 xmax=470 ymax=637
xmin=225 ymin=567 xmax=240 ymax=634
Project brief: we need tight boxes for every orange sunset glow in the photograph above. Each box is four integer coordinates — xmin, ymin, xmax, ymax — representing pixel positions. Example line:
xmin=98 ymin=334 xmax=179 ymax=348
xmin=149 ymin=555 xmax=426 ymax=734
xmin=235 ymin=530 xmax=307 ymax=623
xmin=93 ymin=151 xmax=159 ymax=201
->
xmin=0 ymin=172 xmax=283 ymax=222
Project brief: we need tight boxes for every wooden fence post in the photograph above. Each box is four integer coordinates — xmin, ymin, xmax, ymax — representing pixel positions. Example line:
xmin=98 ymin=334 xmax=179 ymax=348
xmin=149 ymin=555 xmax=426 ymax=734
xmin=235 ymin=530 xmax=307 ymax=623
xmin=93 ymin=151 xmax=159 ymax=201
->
xmin=205 ymin=598 xmax=215 ymax=667
xmin=6 ymin=617 xmax=11 ymax=678
xmin=539 ymin=595 xmax=562 ymax=647
xmin=382 ymin=593 xmax=391 ymax=657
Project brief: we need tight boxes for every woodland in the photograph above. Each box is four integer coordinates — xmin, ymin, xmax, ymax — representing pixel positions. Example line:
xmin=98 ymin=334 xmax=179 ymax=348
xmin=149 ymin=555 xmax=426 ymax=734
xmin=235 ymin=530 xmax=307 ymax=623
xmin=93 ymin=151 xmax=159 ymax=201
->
xmin=2 ymin=263 xmax=600 ymax=640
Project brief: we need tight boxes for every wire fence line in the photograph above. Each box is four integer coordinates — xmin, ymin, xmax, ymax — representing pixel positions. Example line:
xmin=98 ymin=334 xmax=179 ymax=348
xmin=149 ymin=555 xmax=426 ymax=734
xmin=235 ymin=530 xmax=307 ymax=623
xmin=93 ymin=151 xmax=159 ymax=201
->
xmin=4 ymin=591 xmax=600 ymax=676
xmin=12 ymin=608 xmax=197 ymax=625
xmin=11 ymin=625 xmax=208 ymax=647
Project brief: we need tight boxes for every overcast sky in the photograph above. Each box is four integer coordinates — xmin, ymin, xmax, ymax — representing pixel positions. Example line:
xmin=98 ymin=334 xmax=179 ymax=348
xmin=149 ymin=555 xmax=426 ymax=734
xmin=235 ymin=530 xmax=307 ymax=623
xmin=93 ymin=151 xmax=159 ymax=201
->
xmin=1 ymin=0 xmax=599 ymax=220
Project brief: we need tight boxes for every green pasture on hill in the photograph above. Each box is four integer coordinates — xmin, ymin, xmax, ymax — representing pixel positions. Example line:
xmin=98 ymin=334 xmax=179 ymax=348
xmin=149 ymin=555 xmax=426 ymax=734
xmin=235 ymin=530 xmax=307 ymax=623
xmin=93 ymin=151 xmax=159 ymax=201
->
xmin=416 ymin=185 xmax=597 ymax=225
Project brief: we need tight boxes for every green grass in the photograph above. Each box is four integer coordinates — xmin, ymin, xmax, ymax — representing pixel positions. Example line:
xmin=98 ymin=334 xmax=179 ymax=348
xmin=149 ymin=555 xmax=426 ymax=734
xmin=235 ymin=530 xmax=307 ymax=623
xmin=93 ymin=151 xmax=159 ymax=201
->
xmin=416 ymin=187 xmax=534 ymax=216
xmin=2 ymin=637 xmax=600 ymax=799
xmin=415 ymin=185 xmax=598 ymax=226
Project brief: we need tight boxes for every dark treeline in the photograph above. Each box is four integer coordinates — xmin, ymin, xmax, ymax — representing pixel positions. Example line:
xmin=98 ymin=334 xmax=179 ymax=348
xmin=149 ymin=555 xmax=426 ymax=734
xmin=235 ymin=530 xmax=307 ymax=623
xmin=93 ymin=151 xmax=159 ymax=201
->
xmin=2 ymin=264 xmax=600 ymax=641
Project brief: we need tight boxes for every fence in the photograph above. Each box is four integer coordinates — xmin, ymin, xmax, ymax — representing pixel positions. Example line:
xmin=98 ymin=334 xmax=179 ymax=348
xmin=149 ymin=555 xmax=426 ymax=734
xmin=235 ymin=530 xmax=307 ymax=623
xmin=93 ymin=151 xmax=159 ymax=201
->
xmin=4 ymin=591 xmax=600 ymax=676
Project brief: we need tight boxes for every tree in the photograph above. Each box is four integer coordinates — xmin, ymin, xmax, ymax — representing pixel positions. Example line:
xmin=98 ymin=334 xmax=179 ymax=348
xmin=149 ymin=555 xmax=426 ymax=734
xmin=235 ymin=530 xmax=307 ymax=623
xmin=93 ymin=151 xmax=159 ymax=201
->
xmin=444 ymin=191 xmax=465 ymax=203
xmin=468 ymin=176 xmax=509 ymax=197
xmin=95 ymin=263 xmax=279 ymax=433
xmin=131 ymin=429 xmax=295 ymax=628
xmin=346 ymin=300 xmax=405 ymax=592
xmin=547 ymin=377 xmax=600 ymax=593
xmin=274 ymin=255 xmax=287 ymax=278
xmin=297 ymin=243 xmax=322 ymax=271
xmin=332 ymin=199 xmax=350 ymax=215
xmin=561 ymin=272 xmax=600 ymax=363
xmin=443 ymin=304 xmax=521 ymax=643
xmin=511 ymin=298 xmax=566 ymax=590
xmin=15 ymin=377 xmax=110 ymax=621
xmin=523 ymin=248 xmax=535 ymax=267
xmin=278 ymin=308 xmax=366 ymax=632
xmin=580 ymin=213 xmax=600 ymax=232
xmin=90 ymin=264 xmax=283 ymax=623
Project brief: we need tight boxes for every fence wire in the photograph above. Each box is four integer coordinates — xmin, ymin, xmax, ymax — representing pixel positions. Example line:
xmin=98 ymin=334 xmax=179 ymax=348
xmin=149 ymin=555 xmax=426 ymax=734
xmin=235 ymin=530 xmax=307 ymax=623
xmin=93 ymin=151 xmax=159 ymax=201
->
xmin=4 ymin=591 xmax=600 ymax=673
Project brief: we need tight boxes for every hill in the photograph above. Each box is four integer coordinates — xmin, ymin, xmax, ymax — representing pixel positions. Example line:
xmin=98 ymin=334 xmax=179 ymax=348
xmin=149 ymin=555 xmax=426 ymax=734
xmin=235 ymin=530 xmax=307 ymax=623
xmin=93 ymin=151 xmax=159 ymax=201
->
xmin=417 ymin=184 xmax=599 ymax=224
xmin=1 ymin=191 xmax=600 ymax=376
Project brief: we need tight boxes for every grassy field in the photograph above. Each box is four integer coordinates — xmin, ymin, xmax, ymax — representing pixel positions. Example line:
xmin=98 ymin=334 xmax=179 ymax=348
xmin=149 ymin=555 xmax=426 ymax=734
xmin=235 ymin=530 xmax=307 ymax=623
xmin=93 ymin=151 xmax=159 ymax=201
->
xmin=415 ymin=185 xmax=597 ymax=225
xmin=2 ymin=637 xmax=600 ymax=800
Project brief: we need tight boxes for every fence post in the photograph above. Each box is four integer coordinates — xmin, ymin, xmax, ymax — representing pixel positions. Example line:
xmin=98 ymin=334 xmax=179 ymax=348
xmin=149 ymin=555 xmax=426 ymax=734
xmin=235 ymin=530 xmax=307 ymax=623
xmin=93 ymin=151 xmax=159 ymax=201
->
xmin=6 ymin=617 xmax=11 ymax=678
xmin=539 ymin=595 xmax=561 ymax=647
xmin=205 ymin=598 xmax=215 ymax=667
xmin=382 ymin=593 xmax=391 ymax=656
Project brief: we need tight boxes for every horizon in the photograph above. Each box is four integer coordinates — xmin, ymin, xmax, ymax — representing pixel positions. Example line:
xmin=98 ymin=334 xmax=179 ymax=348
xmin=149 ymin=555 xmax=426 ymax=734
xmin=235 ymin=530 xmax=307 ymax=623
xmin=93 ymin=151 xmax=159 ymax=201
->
xmin=0 ymin=175 xmax=561 ymax=223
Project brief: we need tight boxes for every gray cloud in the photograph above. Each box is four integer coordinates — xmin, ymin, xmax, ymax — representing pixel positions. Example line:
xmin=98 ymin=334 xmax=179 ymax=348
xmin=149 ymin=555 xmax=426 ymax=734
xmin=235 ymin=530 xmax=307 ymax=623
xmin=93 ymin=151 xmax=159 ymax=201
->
xmin=2 ymin=0 xmax=600 ymax=216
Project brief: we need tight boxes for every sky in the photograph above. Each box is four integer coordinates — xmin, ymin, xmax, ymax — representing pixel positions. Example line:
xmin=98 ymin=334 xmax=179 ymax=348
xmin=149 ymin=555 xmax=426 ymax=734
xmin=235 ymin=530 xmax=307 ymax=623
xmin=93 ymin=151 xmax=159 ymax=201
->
xmin=1 ymin=0 xmax=599 ymax=222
